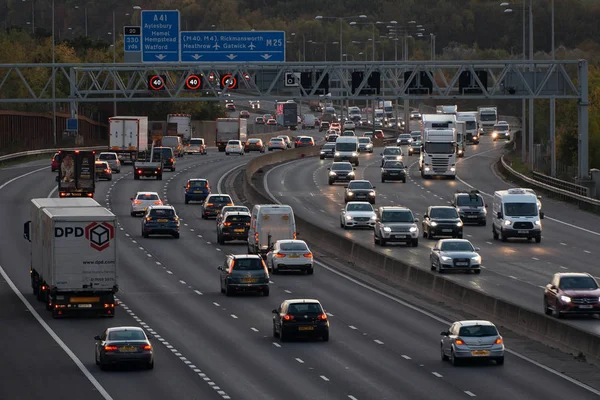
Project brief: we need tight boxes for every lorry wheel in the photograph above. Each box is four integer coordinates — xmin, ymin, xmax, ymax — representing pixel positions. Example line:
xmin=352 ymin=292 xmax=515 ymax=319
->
xmin=225 ymin=152 xmax=229 ymax=155
xmin=157 ymin=175 xmax=162 ymax=180
xmin=173 ymin=232 xmax=180 ymax=239
xmin=134 ymin=175 xmax=139 ymax=180
xmin=142 ymin=231 xmax=149 ymax=238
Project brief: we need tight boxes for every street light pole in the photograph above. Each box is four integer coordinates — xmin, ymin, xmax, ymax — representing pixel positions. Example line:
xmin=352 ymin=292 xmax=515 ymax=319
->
xmin=113 ymin=10 xmax=117 ymax=116
xmin=528 ymin=0 xmax=534 ymax=171
xmin=51 ymin=0 xmax=56 ymax=146
xmin=549 ymin=0 xmax=556 ymax=176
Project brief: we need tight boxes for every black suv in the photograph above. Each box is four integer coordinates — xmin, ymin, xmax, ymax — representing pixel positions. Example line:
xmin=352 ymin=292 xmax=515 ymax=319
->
xmin=344 ymin=180 xmax=376 ymax=204
xmin=218 ymin=254 xmax=270 ymax=296
xmin=451 ymin=190 xmax=488 ymax=226
xmin=155 ymin=147 xmax=176 ymax=171
xmin=422 ymin=206 xmax=463 ymax=239
xmin=327 ymin=162 xmax=356 ymax=185
xmin=217 ymin=211 xmax=251 ymax=244
xmin=381 ymin=160 xmax=406 ymax=183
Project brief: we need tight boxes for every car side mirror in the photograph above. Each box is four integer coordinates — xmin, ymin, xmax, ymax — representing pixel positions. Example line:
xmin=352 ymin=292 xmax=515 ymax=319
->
xmin=327 ymin=167 xmax=330 ymax=170
xmin=55 ymin=176 xmax=59 ymax=182
xmin=217 ymin=266 xmax=223 ymax=271
xmin=372 ymin=186 xmax=376 ymax=189
xmin=540 ymin=212 xmax=544 ymax=219
xmin=485 ymin=204 xmax=489 ymax=208
xmin=146 ymin=334 xmax=154 ymax=340
xmin=414 ymin=218 xmax=419 ymax=223
xmin=94 ymin=335 xmax=101 ymax=340
xmin=549 ymin=284 xmax=557 ymax=290
xmin=344 ymin=185 xmax=348 ymax=188
xmin=433 ymin=248 xmax=440 ymax=252
xmin=475 ymin=247 xmax=480 ymax=252
xmin=380 ymin=153 xmax=383 ymax=155
xmin=272 ymin=309 xmax=278 ymax=314
xmin=496 ymin=211 xmax=502 ymax=219
xmin=537 ymin=195 xmax=542 ymax=199
xmin=440 ymin=331 xmax=448 ymax=336
xmin=353 ymin=168 xmax=356 ymax=170
xmin=130 ymin=197 xmax=134 ymax=201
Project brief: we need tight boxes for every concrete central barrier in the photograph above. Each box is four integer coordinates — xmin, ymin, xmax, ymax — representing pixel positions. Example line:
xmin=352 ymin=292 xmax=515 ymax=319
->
xmin=239 ymin=147 xmax=600 ymax=366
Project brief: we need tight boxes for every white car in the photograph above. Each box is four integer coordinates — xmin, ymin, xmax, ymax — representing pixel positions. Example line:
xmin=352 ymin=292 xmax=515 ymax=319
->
xmin=278 ymin=135 xmax=292 ymax=148
xmin=265 ymin=239 xmax=314 ymax=274
xmin=343 ymin=121 xmax=356 ymax=131
xmin=225 ymin=140 xmax=244 ymax=155
xmin=249 ymin=100 xmax=260 ymax=109
xmin=130 ymin=191 xmax=162 ymax=217
xmin=98 ymin=152 xmax=121 ymax=173
xmin=380 ymin=146 xmax=403 ymax=167
xmin=268 ymin=137 xmax=286 ymax=151
xmin=340 ymin=201 xmax=376 ymax=229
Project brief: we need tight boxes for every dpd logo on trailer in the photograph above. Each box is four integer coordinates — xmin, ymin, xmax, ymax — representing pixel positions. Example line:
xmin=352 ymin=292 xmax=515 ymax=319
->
xmin=84 ymin=222 xmax=115 ymax=251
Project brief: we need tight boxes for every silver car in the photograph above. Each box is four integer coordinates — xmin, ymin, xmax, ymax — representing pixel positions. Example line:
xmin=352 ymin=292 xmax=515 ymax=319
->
xmin=94 ymin=326 xmax=154 ymax=370
xmin=430 ymin=239 xmax=481 ymax=274
xmin=440 ymin=320 xmax=504 ymax=366
xmin=265 ymin=239 xmax=314 ymax=274
xmin=278 ymin=135 xmax=292 ymax=148
xmin=374 ymin=206 xmax=419 ymax=246
xmin=98 ymin=152 xmax=121 ymax=173
xmin=380 ymin=146 xmax=403 ymax=167
xmin=357 ymin=137 xmax=373 ymax=153
xmin=268 ymin=138 xmax=286 ymax=151
xmin=340 ymin=201 xmax=376 ymax=229
xmin=130 ymin=191 xmax=162 ymax=217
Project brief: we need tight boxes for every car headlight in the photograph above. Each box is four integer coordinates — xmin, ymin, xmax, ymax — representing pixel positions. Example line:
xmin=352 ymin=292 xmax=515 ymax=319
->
xmin=329 ymin=171 xmax=337 ymax=176
xmin=369 ymin=191 xmax=376 ymax=196
xmin=409 ymin=226 xmax=417 ymax=232
xmin=396 ymin=156 xmax=402 ymax=160
xmin=560 ymin=295 xmax=571 ymax=303
xmin=348 ymin=171 xmax=355 ymax=176
xmin=534 ymin=220 xmax=541 ymax=226
xmin=441 ymin=256 xmax=452 ymax=261
xmin=345 ymin=215 xmax=353 ymax=220
xmin=347 ymin=192 xmax=354 ymax=196
xmin=450 ymin=167 xmax=456 ymax=172
xmin=320 ymin=151 xmax=325 ymax=154
xmin=471 ymin=255 xmax=481 ymax=262
xmin=352 ymin=152 xmax=358 ymax=157
xmin=504 ymin=220 xmax=512 ymax=226
xmin=457 ymin=221 xmax=463 ymax=227
xmin=383 ymin=226 xmax=392 ymax=233
xmin=335 ymin=152 xmax=340 ymax=156
xmin=430 ymin=221 xmax=438 ymax=227
xmin=370 ymin=215 xmax=377 ymax=220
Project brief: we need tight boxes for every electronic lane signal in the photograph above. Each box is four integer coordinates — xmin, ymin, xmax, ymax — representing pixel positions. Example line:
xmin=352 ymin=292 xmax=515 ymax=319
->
xmin=220 ymin=73 xmax=238 ymax=89
xmin=185 ymin=74 xmax=202 ymax=90
xmin=148 ymin=75 xmax=166 ymax=90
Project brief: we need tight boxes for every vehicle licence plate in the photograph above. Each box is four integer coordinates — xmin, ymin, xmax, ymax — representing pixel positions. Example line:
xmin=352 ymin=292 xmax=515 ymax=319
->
xmin=579 ymin=305 xmax=593 ymax=309
xmin=467 ymin=216 xmax=477 ymax=219
xmin=157 ymin=219 xmax=168 ymax=222
xmin=456 ymin=262 xmax=469 ymax=266
xmin=288 ymin=254 xmax=300 ymax=258
xmin=442 ymin=229 xmax=452 ymax=232
xmin=78 ymin=304 xmax=92 ymax=308
xmin=243 ymin=278 xmax=257 ymax=283
xmin=299 ymin=326 xmax=315 ymax=331
xmin=471 ymin=350 xmax=489 ymax=356
xmin=120 ymin=346 xmax=137 ymax=352
xmin=194 ymin=190 xmax=203 ymax=193
xmin=234 ymin=228 xmax=245 ymax=232
xmin=518 ymin=230 xmax=529 ymax=234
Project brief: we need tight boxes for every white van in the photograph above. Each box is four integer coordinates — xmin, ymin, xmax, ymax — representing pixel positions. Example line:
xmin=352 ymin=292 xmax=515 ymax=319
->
xmin=248 ymin=204 xmax=297 ymax=256
xmin=492 ymin=188 xmax=544 ymax=243
xmin=334 ymin=136 xmax=359 ymax=166
xmin=302 ymin=114 xmax=317 ymax=129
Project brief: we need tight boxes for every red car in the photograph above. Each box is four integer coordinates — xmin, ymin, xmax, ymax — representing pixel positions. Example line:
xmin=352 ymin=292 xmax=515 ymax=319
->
xmin=544 ymin=272 xmax=600 ymax=318
xmin=51 ymin=152 xmax=60 ymax=171
xmin=374 ymin=130 xmax=385 ymax=139
xmin=239 ymin=110 xmax=250 ymax=118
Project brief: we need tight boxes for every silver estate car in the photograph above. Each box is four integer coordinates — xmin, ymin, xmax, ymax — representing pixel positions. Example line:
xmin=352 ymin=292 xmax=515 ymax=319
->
xmin=430 ymin=239 xmax=481 ymax=274
xmin=440 ymin=320 xmax=504 ymax=366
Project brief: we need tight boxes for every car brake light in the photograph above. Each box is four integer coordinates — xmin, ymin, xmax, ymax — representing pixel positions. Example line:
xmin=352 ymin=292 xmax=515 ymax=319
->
xmin=154 ymin=201 xmax=162 ymax=205
xmin=495 ymin=337 xmax=503 ymax=344
xmin=455 ymin=338 xmax=465 ymax=345
xmin=146 ymin=217 xmax=152 ymax=221
xmin=283 ymin=314 xmax=294 ymax=321
xmin=170 ymin=158 xmax=174 ymax=162
xmin=275 ymin=253 xmax=286 ymax=258
xmin=137 ymin=169 xmax=142 ymax=173
xmin=206 ymin=203 xmax=213 ymax=206
xmin=224 ymin=222 xmax=232 ymax=226
xmin=317 ymin=313 xmax=327 ymax=320
xmin=227 ymin=203 xmax=234 ymax=206
xmin=293 ymin=232 xmax=297 ymax=240
xmin=303 ymin=253 xmax=312 ymax=258
xmin=104 ymin=345 xmax=118 ymax=351
xmin=141 ymin=344 xmax=152 ymax=351
xmin=246 ymin=222 xmax=250 ymax=226
xmin=255 ymin=232 xmax=259 ymax=242
xmin=104 ymin=169 xmax=110 ymax=173
xmin=134 ymin=200 xmax=143 ymax=205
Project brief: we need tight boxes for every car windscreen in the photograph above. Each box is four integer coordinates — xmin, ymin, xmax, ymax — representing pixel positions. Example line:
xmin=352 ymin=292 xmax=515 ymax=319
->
xmin=335 ymin=142 xmax=357 ymax=151
xmin=248 ymin=139 xmax=260 ymax=144
xmin=323 ymin=144 xmax=335 ymax=150
xmin=233 ymin=259 xmax=264 ymax=271
xmin=465 ymin=121 xmax=477 ymax=130
xmin=228 ymin=141 xmax=240 ymax=145
xmin=158 ymin=148 xmax=173 ymax=157
xmin=288 ymin=303 xmax=323 ymax=315
xmin=188 ymin=180 xmax=207 ymax=188
xmin=209 ymin=196 xmax=232 ymax=203
xmin=99 ymin=154 xmax=117 ymax=160
xmin=494 ymin=125 xmax=509 ymax=131
xmin=222 ymin=207 xmax=248 ymax=214
xmin=347 ymin=203 xmax=373 ymax=212
xmin=270 ymin=138 xmax=283 ymax=142
xmin=424 ymin=143 xmax=454 ymax=154
xmin=348 ymin=182 xmax=372 ymax=189
xmin=95 ymin=163 xmax=108 ymax=170
xmin=280 ymin=242 xmax=309 ymax=251
xmin=480 ymin=114 xmax=496 ymax=121
xmin=381 ymin=211 xmax=413 ymax=223
xmin=458 ymin=325 xmax=498 ymax=337
xmin=150 ymin=208 xmax=175 ymax=217
xmin=383 ymin=148 xmax=401 ymax=155
xmin=399 ymin=134 xmax=411 ymax=139
xmin=440 ymin=241 xmax=473 ymax=252
xmin=430 ymin=208 xmax=458 ymax=218
xmin=300 ymin=137 xmax=312 ymax=143
xmin=332 ymin=163 xmax=352 ymax=171
xmin=358 ymin=138 xmax=370 ymax=144
xmin=108 ymin=330 xmax=146 ymax=341
xmin=137 ymin=194 xmax=159 ymax=200
xmin=161 ymin=137 xmax=180 ymax=147
xmin=225 ymin=215 xmax=250 ymax=223
xmin=503 ymin=202 xmax=538 ymax=217
xmin=559 ymin=276 xmax=599 ymax=290
xmin=190 ymin=139 xmax=204 ymax=145
xmin=456 ymin=196 xmax=483 ymax=207
xmin=384 ymin=161 xmax=404 ymax=169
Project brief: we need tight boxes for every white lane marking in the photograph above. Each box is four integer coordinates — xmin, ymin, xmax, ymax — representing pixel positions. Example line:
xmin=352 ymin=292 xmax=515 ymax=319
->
xmin=532 ymin=257 xmax=539 ymax=261
xmin=47 ymin=186 xmax=58 ymax=197
xmin=138 ymin=246 xmax=144 ymax=250
xmin=465 ymin=391 xmax=476 ymax=397
xmin=272 ymin=342 xmax=281 ymax=348
xmin=326 ymin=312 xmax=334 ymax=317
xmin=295 ymin=358 xmax=304 ymax=364
xmin=509 ymin=275 xmax=518 ymax=280
xmin=320 ymin=375 xmax=330 ymax=382
xmin=230 ymin=314 xmax=238 ymax=319
xmin=584 ymin=250 xmax=591 ymax=254
xmin=166 ymin=270 xmax=173 ymax=275
xmin=194 ymin=290 xmax=203 ymax=295
xmin=0 ymin=166 xmax=47 ymax=191
xmin=432 ymin=372 xmax=443 ymax=378
xmin=197 ymin=235 xmax=203 ymax=238
xmin=313 ymin=260 xmax=600 ymax=396
xmin=251 ymin=327 xmax=259 ymax=332
xmin=213 ymin=302 xmax=220 ymax=307
xmin=485 ymin=241 xmax=493 ymax=245
xmin=349 ymin=325 xmax=358 ymax=330
xmin=155 ymin=261 xmax=161 ymax=265
xmin=217 ymin=164 xmax=246 ymax=193
xmin=560 ymin=242 xmax=567 ymax=246
xmin=179 ymin=280 xmax=186 ymax=285
xmin=401 ymin=355 xmax=411 ymax=360
xmin=374 ymin=339 xmax=384 ymax=345
xmin=0 ymin=265 xmax=114 ymax=400
xmin=348 ymin=396 xmax=358 ymax=400
xmin=284 ymin=289 xmax=292 ymax=294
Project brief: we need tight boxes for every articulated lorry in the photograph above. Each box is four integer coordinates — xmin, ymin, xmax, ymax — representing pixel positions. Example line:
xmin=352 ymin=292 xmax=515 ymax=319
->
xmin=23 ymin=200 xmax=118 ymax=318
xmin=420 ymin=114 xmax=458 ymax=179
xmin=477 ymin=106 xmax=498 ymax=135
xmin=109 ymin=116 xmax=149 ymax=164
xmin=55 ymin=150 xmax=96 ymax=198
xmin=216 ymin=118 xmax=248 ymax=152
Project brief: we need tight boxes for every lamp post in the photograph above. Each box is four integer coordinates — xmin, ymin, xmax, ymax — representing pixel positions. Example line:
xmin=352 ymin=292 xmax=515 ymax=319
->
xmin=315 ymin=15 xmax=367 ymax=61
xmin=111 ymin=10 xmax=117 ymax=116
xmin=349 ymin=20 xmax=397 ymax=62
xmin=23 ymin=0 xmax=35 ymax=34
xmin=308 ymin=40 xmax=338 ymax=61
xmin=51 ymin=0 xmax=56 ymax=145
xmin=74 ymin=5 xmax=88 ymax=37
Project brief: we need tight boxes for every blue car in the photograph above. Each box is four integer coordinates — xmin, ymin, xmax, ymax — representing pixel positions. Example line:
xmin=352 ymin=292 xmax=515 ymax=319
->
xmin=142 ymin=205 xmax=180 ymax=238
xmin=184 ymin=179 xmax=211 ymax=204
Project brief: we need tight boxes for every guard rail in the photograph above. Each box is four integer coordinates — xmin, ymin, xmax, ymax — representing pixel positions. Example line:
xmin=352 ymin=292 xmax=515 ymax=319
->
xmin=0 ymin=146 xmax=106 ymax=163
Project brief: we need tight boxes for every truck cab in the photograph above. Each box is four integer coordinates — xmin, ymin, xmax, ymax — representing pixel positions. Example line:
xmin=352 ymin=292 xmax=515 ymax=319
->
xmin=420 ymin=128 xmax=457 ymax=179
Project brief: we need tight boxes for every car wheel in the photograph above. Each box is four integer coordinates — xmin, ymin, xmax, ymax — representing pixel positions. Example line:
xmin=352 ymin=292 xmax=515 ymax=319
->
xmin=457 ymin=233 xmax=463 ymax=239
xmin=492 ymin=226 xmax=499 ymax=240
xmin=431 ymin=261 xmax=436 ymax=271
xmin=147 ymin=360 xmax=154 ymax=370
xmin=552 ymin=304 xmax=563 ymax=318
xmin=423 ymin=229 xmax=427 ymax=238
xmin=225 ymin=152 xmax=229 ymax=155
xmin=340 ymin=219 xmax=344 ymax=228
xmin=157 ymin=174 xmax=162 ymax=180
xmin=473 ymin=269 xmax=481 ymax=274
xmin=201 ymin=213 xmax=206 ymax=220
xmin=95 ymin=351 xmax=100 ymax=365
xmin=322 ymin=330 xmax=329 ymax=342
xmin=381 ymin=177 xmax=385 ymax=183
xmin=328 ymin=181 xmax=333 ymax=186
xmin=130 ymin=212 xmax=136 ymax=217
xmin=374 ymin=233 xmax=379 ymax=245
xmin=185 ymin=198 xmax=189 ymax=204
xmin=544 ymin=300 xmax=552 ymax=315
xmin=225 ymin=284 xmax=233 ymax=296
xmin=495 ymin=357 xmax=504 ymax=366
xmin=450 ymin=349 xmax=460 ymax=366
xmin=218 ymin=235 xmax=224 ymax=245
xmin=99 ymin=361 xmax=107 ymax=371
xmin=403 ymin=178 xmax=406 ymax=183
xmin=262 ymin=288 xmax=270 ymax=296
xmin=500 ymin=229 xmax=507 ymax=242
xmin=535 ymin=235 xmax=542 ymax=243
xmin=307 ymin=267 xmax=314 ymax=275
xmin=173 ymin=232 xmax=180 ymax=239
xmin=142 ymin=231 xmax=149 ymax=238
xmin=273 ymin=323 xmax=279 ymax=338
xmin=411 ymin=239 xmax=418 ymax=247
xmin=441 ymin=345 xmax=449 ymax=361
xmin=380 ymin=238 xmax=386 ymax=246
xmin=279 ymin=328 xmax=286 ymax=342
xmin=480 ymin=220 xmax=487 ymax=226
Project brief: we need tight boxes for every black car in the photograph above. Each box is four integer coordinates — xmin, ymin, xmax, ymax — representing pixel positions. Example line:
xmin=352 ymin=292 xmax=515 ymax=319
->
xmin=381 ymin=160 xmax=407 ymax=183
xmin=344 ymin=180 xmax=376 ymax=204
xmin=142 ymin=205 xmax=180 ymax=238
xmin=319 ymin=121 xmax=331 ymax=132
xmin=94 ymin=326 xmax=154 ymax=370
xmin=218 ymin=254 xmax=269 ymax=296
xmin=295 ymin=136 xmax=315 ymax=148
xmin=217 ymin=211 xmax=251 ymax=244
xmin=320 ymin=143 xmax=336 ymax=159
xmin=408 ymin=140 xmax=422 ymax=156
xmin=201 ymin=194 xmax=234 ymax=219
xmin=155 ymin=147 xmax=176 ymax=171
xmin=452 ymin=190 xmax=488 ymax=226
xmin=422 ymin=206 xmax=463 ymax=239
xmin=95 ymin=161 xmax=112 ymax=181
xmin=396 ymin=133 xmax=413 ymax=146
xmin=328 ymin=162 xmax=356 ymax=185
xmin=272 ymin=299 xmax=329 ymax=341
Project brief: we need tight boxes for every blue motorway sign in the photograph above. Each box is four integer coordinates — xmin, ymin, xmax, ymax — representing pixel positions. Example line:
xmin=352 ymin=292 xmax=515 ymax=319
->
xmin=141 ymin=10 xmax=180 ymax=62
xmin=124 ymin=26 xmax=141 ymax=52
xmin=66 ymin=118 xmax=78 ymax=131
xmin=180 ymin=31 xmax=285 ymax=62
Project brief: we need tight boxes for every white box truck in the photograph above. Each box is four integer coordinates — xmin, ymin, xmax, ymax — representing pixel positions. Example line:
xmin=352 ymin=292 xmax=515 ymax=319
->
xmin=456 ymin=111 xmax=480 ymax=143
xmin=167 ymin=113 xmax=192 ymax=143
xmin=247 ymin=205 xmax=296 ymax=257
xmin=23 ymin=204 xmax=118 ymax=318
xmin=109 ymin=116 xmax=149 ymax=164
xmin=477 ymin=106 xmax=498 ymax=135
xmin=216 ymin=118 xmax=248 ymax=152
xmin=419 ymin=116 xmax=457 ymax=179
xmin=455 ymin=120 xmax=466 ymax=158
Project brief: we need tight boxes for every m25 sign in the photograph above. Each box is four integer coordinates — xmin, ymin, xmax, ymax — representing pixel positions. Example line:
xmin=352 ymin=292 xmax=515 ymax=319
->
xmin=55 ymin=222 xmax=115 ymax=251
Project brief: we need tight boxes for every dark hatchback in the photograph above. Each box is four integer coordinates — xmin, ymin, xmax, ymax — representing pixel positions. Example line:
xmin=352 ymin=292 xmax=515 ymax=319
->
xmin=544 ymin=273 xmax=600 ymax=317
xmin=142 ymin=206 xmax=180 ymax=238
xmin=218 ymin=254 xmax=270 ymax=296
xmin=184 ymin=178 xmax=211 ymax=204
xmin=452 ymin=190 xmax=487 ymax=226
xmin=319 ymin=121 xmax=331 ymax=132
xmin=422 ymin=206 xmax=464 ymax=239
xmin=328 ymin=162 xmax=356 ymax=185
xmin=155 ymin=147 xmax=175 ymax=171
xmin=344 ymin=180 xmax=376 ymax=204
xmin=217 ymin=212 xmax=251 ymax=244
xmin=272 ymin=299 xmax=329 ymax=341
xmin=202 ymin=194 xmax=234 ymax=219
xmin=320 ymin=143 xmax=336 ymax=159
xmin=295 ymin=136 xmax=315 ymax=148
xmin=95 ymin=161 xmax=112 ymax=181
xmin=381 ymin=160 xmax=407 ymax=183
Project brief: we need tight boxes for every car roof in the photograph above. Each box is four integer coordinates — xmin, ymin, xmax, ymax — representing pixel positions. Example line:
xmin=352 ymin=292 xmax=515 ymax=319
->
xmin=275 ymin=239 xmax=308 ymax=245
xmin=347 ymin=201 xmax=373 ymax=206
xmin=208 ymin=193 xmax=231 ymax=197
xmin=149 ymin=205 xmax=175 ymax=210
xmin=223 ymin=211 xmax=250 ymax=217
xmin=136 ymin=191 xmax=159 ymax=196
xmin=438 ymin=239 xmax=472 ymax=244
xmin=556 ymin=272 xmax=594 ymax=279
xmin=284 ymin=298 xmax=322 ymax=305
xmin=230 ymin=254 xmax=262 ymax=259
xmin=188 ymin=178 xmax=208 ymax=182
xmin=348 ymin=180 xmax=370 ymax=184
xmin=430 ymin=205 xmax=455 ymax=210
xmin=379 ymin=206 xmax=411 ymax=211
xmin=99 ymin=152 xmax=118 ymax=155
xmin=456 ymin=320 xmax=495 ymax=327
xmin=332 ymin=161 xmax=352 ymax=166
xmin=106 ymin=326 xmax=145 ymax=332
